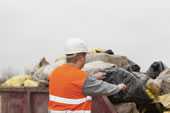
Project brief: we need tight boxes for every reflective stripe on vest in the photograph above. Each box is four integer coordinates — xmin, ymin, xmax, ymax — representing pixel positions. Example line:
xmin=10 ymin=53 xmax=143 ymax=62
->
xmin=49 ymin=110 xmax=91 ymax=113
xmin=49 ymin=95 xmax=92 ymax=105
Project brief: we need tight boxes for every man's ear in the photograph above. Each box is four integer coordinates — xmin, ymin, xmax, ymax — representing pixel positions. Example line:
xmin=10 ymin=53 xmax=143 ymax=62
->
xmin=78 ymin=55 xmax=83 ymax=61
xmin=75 ymin=54 xmax=81 ymax=62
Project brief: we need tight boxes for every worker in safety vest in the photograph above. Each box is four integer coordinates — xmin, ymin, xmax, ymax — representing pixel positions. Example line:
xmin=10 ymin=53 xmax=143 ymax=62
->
xmin=48 ymin=38 xmax=127 ymax=113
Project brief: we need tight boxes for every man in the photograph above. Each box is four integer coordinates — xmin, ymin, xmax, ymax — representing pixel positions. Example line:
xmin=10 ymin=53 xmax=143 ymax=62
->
xmin=48 ymin=38 xmax=127 ymax=113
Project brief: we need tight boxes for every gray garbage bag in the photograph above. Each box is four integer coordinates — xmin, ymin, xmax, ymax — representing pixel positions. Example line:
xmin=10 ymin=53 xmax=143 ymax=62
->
xmin=103 ymin=68 xmax=151 ymax=105
xmin=103 ymin=68 xmax=165 ymax=113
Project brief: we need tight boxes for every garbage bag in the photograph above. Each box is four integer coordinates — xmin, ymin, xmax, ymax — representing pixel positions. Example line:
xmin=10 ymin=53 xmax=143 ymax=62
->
xmin=24 ymin=79 xmax=39 ymax=87
xmin=125 ymin=59 xmax=141 ymax=72
xmin=1 ymin=75 xmax=32 ymax=87
xmin=156 ymin=68 xmax=170 ymax=94
xmin=140 ymin=102 xmax=165 ymax=113
xmin=147 ymin=61 xmax=167 ymax=79
xmin=104 ymin=49 xmax=114 ymax=55
xmin=83 ymin=61 xmax=116 ymax=75
xmin=146 ymin=79 xmax=161 ymax=96
xmin=90 ymin=48 xmax=114 ymax=54
xmin=86 ymin=53 xmax=129 ymax=67
xmin=38 ymin=57 xmax=49 ymax=68
xmin=89 ymin=48 xmax=105 ymax=53
xmin=103 ymin=68 xmax=152 ymax=104
xmin=25 ymin=57 xmax=49 ymax=76
xmin=32 ymin=59 xmax=65 ymax=81
xmin=102 ymin=68 xmax=165 ymax=113
xmin=32 ymin=66 xmax=47 ymax=81
xmin=159 ymin=93 xmax=170 ymax=109
xmin=132 ymin=72 xmax=149 ymax=81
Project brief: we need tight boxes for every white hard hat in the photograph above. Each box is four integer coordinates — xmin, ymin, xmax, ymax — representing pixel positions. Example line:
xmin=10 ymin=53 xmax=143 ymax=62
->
xmin=64 ymin=38 xmax=88 ymax=54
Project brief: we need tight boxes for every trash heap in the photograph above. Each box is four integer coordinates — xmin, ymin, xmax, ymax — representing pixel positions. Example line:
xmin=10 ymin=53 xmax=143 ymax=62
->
xmin=1 ymin=48 xmax=170 ymax=113
xmin=1 ymin=75 xmax=39 ymax=87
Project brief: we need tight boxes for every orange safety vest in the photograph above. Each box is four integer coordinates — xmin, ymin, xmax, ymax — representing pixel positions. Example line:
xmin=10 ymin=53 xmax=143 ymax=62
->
xmin=48 ymin=64 xmax=92 ymax=113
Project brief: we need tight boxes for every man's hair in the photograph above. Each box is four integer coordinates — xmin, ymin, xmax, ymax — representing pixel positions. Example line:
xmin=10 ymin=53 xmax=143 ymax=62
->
xmin=66 ymin=53 xmax=86 ymax=63
xmin=66 ymin=54 xmax=79 ymax=63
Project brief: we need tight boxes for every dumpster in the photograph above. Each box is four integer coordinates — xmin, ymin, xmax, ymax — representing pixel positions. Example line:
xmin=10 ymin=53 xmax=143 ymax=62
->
xmin=0 ymin=88 xmax=117 ymax=113
xmin=0 ymin=88 xmax=48 ymax=113
xmin=92 ymin=96 xmax=117 ymax=113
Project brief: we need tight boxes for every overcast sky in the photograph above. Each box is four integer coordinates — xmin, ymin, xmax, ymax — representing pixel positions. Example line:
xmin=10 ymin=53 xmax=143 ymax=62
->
xmin=0 ymin=0 xmax=170 ymax=72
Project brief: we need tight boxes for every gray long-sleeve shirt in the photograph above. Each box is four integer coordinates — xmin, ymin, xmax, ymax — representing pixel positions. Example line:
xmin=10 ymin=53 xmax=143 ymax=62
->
xmin=83 ymin=76 xmax=122 ymax=96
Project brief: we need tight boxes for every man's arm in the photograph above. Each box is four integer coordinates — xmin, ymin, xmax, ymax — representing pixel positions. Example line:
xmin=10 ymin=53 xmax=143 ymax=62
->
xmin=83 ymin=75 xmax=126 ymax=96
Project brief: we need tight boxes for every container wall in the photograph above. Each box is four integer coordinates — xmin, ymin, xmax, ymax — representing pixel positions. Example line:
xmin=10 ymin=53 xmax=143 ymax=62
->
xmin=0 ymin=88 xmax=48 ymax=113
xmin=92 ymin=96 xmax=117 ymax=113
xmin=31 ymin=92 xmax=48 ymax=113
xmin=0 ymin=88 xmax=116 ymax=113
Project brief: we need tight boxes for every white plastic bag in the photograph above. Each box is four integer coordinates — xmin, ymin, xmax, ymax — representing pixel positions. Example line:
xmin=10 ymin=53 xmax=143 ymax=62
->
xmin=32 ymin=59 xmax=66 ymax=81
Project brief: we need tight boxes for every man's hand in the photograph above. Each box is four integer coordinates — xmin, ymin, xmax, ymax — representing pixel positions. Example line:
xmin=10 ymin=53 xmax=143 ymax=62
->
xmin=92 ymin=72 xmax=106 ymax=80
xmin=118 ymin=83 xmax=128 ymax=91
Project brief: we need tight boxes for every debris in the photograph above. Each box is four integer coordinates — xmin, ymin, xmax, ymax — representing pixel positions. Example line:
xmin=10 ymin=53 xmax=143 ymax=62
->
xmin=24 ymin=79 xmax=39 ymax=87
xmin=1 ymin=75 xmax=32 ymax=87
xmin=86 ymin=53 xmax=129 ymax=68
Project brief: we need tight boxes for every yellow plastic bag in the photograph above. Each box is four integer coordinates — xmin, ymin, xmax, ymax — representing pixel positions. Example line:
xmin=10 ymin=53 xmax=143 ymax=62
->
xmin=1 ymin=75 xmax=32 ymax=87
xmin=159 ymin=94 xmax=170 ymax=108
xmin=158 ymin=94 xmax=170 ymax=113
xmin=24 ymin=79 xmax=39 ymax=87
xmin=146 ymin=79 xmax=160 ymax=96
xmin=90 ymin=48 xmax=105 ymax=53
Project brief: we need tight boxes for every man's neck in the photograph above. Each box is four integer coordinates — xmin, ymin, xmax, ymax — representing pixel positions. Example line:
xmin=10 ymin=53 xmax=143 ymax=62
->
xmin=67 ymin=63 xmax=81 ymax=69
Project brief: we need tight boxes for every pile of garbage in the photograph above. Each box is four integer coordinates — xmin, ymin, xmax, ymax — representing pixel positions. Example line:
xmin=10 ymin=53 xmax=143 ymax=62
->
xmin=1 ymin=48 xmax=170 ymax=113
xmin=1 ymin=75 xmax=39 ymax=87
